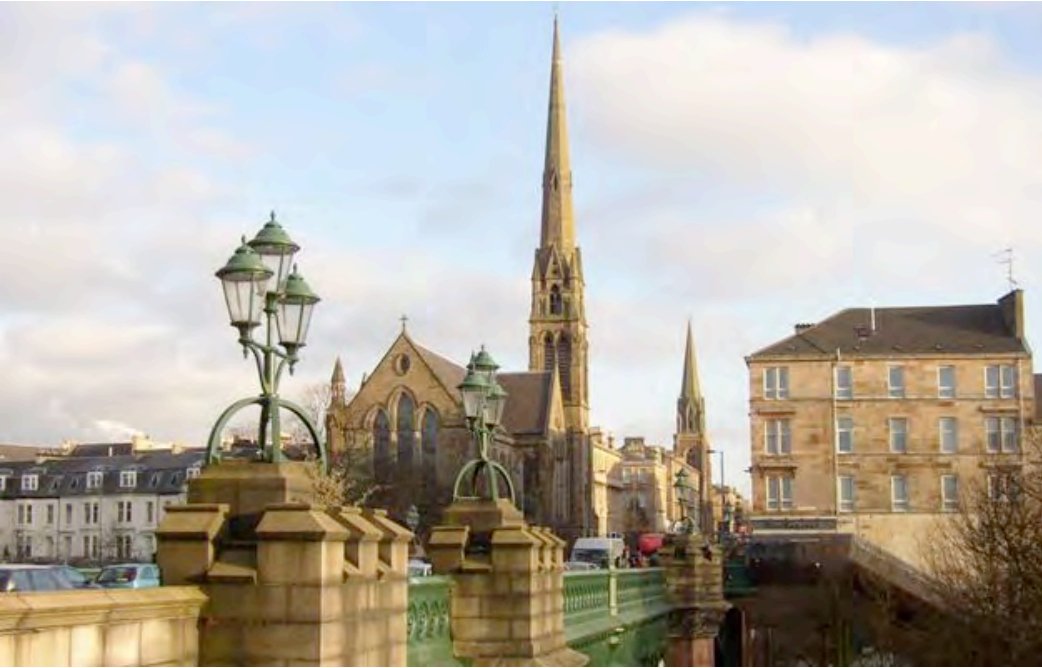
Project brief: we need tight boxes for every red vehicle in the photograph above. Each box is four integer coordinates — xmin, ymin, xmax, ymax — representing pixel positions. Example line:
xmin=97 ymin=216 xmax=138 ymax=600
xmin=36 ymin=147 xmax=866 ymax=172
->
xmin=637 ymin=533 xmax=665 ymax=556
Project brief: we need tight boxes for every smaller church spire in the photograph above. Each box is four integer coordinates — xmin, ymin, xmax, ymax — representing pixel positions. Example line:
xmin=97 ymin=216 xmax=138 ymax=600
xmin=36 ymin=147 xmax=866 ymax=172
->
xmin=331 ymin=356 xmax=346 ymax=405
xmin=680 ymin=320 xmax=701 ymax=400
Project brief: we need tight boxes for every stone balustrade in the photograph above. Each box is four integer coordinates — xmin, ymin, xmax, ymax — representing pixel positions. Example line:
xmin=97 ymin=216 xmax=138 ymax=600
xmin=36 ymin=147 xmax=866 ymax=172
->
xmin=0 ymin=586 xmax=205 ymax=666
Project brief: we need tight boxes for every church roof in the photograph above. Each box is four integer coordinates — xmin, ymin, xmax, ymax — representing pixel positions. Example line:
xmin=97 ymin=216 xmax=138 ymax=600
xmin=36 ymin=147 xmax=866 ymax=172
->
xmin=410 ymin=339 xmax=468 ymax=396
xmin=498 ymin=371 xmax=554 ymax=435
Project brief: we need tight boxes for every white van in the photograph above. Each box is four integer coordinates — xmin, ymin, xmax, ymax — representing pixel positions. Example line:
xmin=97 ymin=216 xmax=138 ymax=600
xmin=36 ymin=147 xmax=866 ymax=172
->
xmin=569 ymin=537 xmax=626 ymax=569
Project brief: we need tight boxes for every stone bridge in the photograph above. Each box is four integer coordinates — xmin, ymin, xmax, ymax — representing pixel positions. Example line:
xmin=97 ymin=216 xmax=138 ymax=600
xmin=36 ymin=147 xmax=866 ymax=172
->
xmin=0 ymin=461 xmax=739 ymax=667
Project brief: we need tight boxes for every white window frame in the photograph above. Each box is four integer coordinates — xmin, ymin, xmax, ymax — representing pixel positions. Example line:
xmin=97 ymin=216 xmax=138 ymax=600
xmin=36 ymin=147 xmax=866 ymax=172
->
xmin=985 ymin=365 xmax=1017 ymax=399
xmin=146 ymin=501 xmax=155 ymax=524
xmin=0 ymin=475 xmax=7 ymax=491
xmin=766 ymin=476 xmax=794 ymax=511
xmin=888 ymin=418 xmax=907 ymax=454
xmin=186 ymin=465 xmax=202 ymax=480
xmin=765 ymin=419 xmax=791 ymax=455
xmin=941 ymin=475 xmax=959 ymax=512
xmin=836 ymin=417 xmax=854 ymax=454
xmin=117 ymin=500 xmax=133 ymax=524
xmin=46 ymin=504 xmax=54 ymax=526
xmin=838 ymin=475 xmax=855 ymax=513
xmin=764 ymin=367 xmax=790 ymax=400
xmin=939 ymin=417 xmax=958 ymax=454
xmin=835 ymin=365 xmax=853 ymax=400
xmin=84 ymin=501 xmax=100 ymax=526
xmin=119 ymin=470 xmax=137 ymax=488
xmin=891 ymin=475 xmax=909 ymax=512
xmin=985 ymin=416 xmax=1019 ymax=453
xmin=937 ymin=365 xmax=956 ymax=398
xmin=888 ymin=366 xmax=905 ymax=399
xmin=21 ymin=474 xmax=38 ymax=492
xmin=86 ymin=471 xmax=103 ymax=490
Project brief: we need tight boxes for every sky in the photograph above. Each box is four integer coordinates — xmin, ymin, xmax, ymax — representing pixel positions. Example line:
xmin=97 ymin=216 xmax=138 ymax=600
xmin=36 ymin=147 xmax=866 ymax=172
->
xmin=4 ymin=1 xmax=1042 ymax=497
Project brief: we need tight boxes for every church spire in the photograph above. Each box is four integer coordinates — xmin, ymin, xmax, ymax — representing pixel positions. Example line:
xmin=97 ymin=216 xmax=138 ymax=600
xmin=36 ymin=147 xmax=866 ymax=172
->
xmin=540 ymin=14 xmax=575 ymax=250
xmin=680 ymin=320 xmax=701 ymax=401
xmin=331 ymin=356 xmax=346 ymax=406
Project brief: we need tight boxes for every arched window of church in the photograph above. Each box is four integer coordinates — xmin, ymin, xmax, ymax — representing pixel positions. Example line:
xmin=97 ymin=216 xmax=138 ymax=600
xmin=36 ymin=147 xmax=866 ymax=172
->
xmin=549 ymin=285 xmax=562 ymax=315
xmin=373 ymin=410 xmax=391 ymax=483
xmin=543 ymin=333 xmax=556 ymax=372
xmin=557 ymin=336 xmax=572 ymax=398
xmin=421 ymin=409 xmax=438 ymax=486
xmin=397 ymin=393 xmax=415 ymax=472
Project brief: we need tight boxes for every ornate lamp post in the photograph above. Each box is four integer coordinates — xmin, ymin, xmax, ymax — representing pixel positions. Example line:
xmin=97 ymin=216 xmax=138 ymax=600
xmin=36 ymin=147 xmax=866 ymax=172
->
xmin=672 ymin=468 xmax=698 ymax=535
xmin=452 ymin=346 xmax=515 ymax=504
xmin=205 ymin=212 xmax=327 ymax=471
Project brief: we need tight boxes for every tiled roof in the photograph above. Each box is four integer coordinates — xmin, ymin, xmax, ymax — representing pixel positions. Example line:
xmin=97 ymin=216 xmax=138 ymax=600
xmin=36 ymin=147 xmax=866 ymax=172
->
xmin=0 ymin=449 xmax=206 ymax=499
xmin=498 ymin=372 xmax=553 ymax=435
xmin=411 ymin=341 xmax=467 ymax=396
xmin=749 ymin=303 xmax=1027 ymax=359
xmin=67 ymin=443 xmax=134 ymax=458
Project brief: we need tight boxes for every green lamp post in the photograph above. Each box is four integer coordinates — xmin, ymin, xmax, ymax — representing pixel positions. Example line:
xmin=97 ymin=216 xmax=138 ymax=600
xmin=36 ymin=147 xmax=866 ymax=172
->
xmin=451 ymin=346 xmax=516 ymax=504
xmin=205 ymin=212 xmax=327 ymax=471
xmin=672 ymin=469 xmax=697 ymax=535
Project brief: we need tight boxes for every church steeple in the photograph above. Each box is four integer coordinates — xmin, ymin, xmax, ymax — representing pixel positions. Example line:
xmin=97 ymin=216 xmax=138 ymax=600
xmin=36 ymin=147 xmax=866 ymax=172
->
xmin=529 ymin=16 xmax=588 ymax=433
xmin=677 ymin=321 xmax=705 ymax=436
xmin=540 ymin=15 xmax=575 ymax=251
xmin=331 ymin=356 xmax=346 ymax=407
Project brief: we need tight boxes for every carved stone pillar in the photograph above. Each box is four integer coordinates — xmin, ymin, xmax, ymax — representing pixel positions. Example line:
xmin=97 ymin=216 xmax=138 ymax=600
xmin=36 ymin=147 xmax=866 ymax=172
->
xmin=663 ymin=532 xmax=730 ymax=667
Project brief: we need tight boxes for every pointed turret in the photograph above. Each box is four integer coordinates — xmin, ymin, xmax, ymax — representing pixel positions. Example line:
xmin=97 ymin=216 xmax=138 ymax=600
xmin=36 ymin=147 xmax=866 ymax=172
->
xmin=680 ymin=320 xmax=701 ymax=402
xmin=331 ymin=356 xmax=346 ymax=406
xmin=677 ymin=321 xmax=705 ymax=436
xmin=540 ymin=15 xmax=575 ymax=251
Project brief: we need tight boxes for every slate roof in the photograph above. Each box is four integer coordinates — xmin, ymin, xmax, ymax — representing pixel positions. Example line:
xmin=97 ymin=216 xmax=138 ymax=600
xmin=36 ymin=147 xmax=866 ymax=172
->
xmin=498 ymin=371 xmax=553 ymax=435
xmin=749 ymin=304 xmax=1027 ymax=359
xmin=411 ymin=341 xmax=468 ymax=394
xmin=66 ymin=442 xmax=134 ymax=458
xmin=0 ymin=449 xmax=205 ymax=499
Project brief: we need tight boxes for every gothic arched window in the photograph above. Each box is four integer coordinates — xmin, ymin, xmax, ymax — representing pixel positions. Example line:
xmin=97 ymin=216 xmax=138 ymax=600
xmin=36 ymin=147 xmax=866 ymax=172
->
xmin=373 ymin=410 xmax=391 ymax=483
xmin=397 ymin=394 xmax=415 ymax=471
xmin=543 ymin=333 xmax=556 ymax=372
xmin=557 ymin=336 xmax=572 ymax=398
xmin=422 ymin=409 xmax=438 ymax=486
xmin=549 ymin=285 xmax=562 ymax=315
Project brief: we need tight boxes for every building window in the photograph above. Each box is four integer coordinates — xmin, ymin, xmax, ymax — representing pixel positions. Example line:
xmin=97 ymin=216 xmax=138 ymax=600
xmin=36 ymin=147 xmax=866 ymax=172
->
xmin=939 ymin=417 xmax=958 ymax=453
xmin=373 ymin=410 xmax=391 ymax=483
xmin=83 ymin=535 xmax=99 ymax=560
xmin=46 ymin=504 xmax=54 ymax=525
xmin=117 ymin=500 xmax=133 ymax=524
xmin=889 ymin=418 xmax=908 ymax=454
xmin=16 ymin=535 xmax=32 ymax=559
xmin=117 ymin=535 xmax=133 ymax=560
xmin=64 ymin=503 xmax=72 ymax=525
xmin=891 ymin=475 xmax=909 ymax=512
xmin=836 ymin=417 xmax=854 ymax=454
xmin=988 ymin=473 xmax=1021 ymax=502
xmin=838 ymin=476 xmax=855 ymax=513
xmin=146 ymin=501 xmax=155 ymax=524
xmin=0 ymin=475 xmax=7 ymax=491
xmin=888 ymin=366 xmax=905 ymax=398
xmin=765 ymin=419 xmax=791 ymax=455
xmin=83 ymin=501 xmax=100 ymax=526
xmin=941 ymin=475 xmax=959 ymax=512
xmin=937 ymin=366 xmax=956 ymax=398
xmin=86 ymin=471 xmax=103 ymax=490
xmin=985 ymin=364 xmax=1017 ymax=399
xmin=21 ymin=474 xmax=38 ymax=491
xmin=985 ymin=416 xmax=1019 ymax=453
xmin=17 ymin=503 xmax=33 ymax=526
xmin=766 ymin=476 xmax=794 ymax=511
xmin=186 ymin=465 xmax=201 ymax=480
xmin=397 ymin=393 xmax=415 ymax=471
xmin=119 ymin=470 xmax=136 ymax=488
xmin=764 ymin=367 xmax=789 ymax=400
xmin=835 ymin=365 xmax=852 ymax=400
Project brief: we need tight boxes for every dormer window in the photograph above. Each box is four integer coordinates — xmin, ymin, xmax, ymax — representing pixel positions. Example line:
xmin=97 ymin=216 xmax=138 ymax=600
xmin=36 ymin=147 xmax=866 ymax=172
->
xmin=186 ymin=465 xmax=202 ymax=480
xmin=86 ymin=471 xmax=103 ymax=490
xmin=549 ymin=285 xmax=562 ymax=315
xmin=21 ymin=474 xmax=38 ymax=492
xmin=119 ymin=470 xmax=137 ymax=488
xmin=149 ymin=473 xmax=161 ymax=488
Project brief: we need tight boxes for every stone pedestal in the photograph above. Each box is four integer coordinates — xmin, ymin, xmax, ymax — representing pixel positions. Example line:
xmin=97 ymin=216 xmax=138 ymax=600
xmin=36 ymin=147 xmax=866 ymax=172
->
xmin=663 ymin=533 xmax=730 ymax=668
xmin=157 ymin=461 xmax=412 ymax=667
xmin=428 ymin=500 xmax=586 ymax=667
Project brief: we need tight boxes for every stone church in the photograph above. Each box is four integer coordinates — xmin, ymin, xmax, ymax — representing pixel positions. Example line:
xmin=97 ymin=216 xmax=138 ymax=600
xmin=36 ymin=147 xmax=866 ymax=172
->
xmin=326 ymin=18 xmax=593 ymax=541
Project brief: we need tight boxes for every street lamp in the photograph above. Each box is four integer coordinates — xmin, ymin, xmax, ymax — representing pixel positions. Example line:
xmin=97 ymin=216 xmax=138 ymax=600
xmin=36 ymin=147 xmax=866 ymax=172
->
xmin=672 ymin=469 xmax=697 ymax=535
xmin=452 ymin=346 xmax=516 ymax=504
xmin=205 ymin=211 xmax=327 ymax=471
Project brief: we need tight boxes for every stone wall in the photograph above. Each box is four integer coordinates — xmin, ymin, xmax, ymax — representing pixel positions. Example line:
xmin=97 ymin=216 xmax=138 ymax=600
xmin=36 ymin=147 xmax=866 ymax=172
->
xmin=0 ymin=586 xmax=205 ymax=666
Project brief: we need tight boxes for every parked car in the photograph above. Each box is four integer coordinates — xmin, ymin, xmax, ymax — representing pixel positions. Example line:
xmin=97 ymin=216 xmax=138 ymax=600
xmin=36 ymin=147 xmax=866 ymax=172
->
xmin=563 ymin=561 xmax=598 ymax=572
xmin=570 ymin=536 xmax=626 ymax=569
xmin=94 ymin=564 xmax=161 ymax=589
xmin=57 ymin=565 xmax=96 ymax=589
xmin=0 ymin=565 xmax=78 ymax=592
xmin=408 ymin=558 xmax=433 ymax=577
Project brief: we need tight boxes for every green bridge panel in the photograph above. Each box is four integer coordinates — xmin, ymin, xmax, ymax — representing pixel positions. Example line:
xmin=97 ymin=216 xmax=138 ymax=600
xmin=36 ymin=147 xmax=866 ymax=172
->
xmin=407 ymin=575 xmax=462 ymax=667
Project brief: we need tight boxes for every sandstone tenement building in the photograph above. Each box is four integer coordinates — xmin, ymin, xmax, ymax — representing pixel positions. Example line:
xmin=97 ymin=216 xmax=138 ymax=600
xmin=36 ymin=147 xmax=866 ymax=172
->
xmin=745 ymin=289 xmax=1035 ymax=566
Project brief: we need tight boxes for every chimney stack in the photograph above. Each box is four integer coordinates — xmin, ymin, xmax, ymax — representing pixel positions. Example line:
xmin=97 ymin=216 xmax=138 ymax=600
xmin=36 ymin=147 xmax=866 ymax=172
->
xmin=999 ymin=289 xmax=1025 ymax=341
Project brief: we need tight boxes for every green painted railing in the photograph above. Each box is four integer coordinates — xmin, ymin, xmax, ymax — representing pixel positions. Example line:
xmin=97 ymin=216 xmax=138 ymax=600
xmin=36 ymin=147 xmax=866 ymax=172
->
xmin=407 ymin=576 xmax=460 ymax=667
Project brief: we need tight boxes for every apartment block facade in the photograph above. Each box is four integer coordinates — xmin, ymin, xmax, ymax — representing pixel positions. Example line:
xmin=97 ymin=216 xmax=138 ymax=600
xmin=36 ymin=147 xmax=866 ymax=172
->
xmin=745 ymin=290 xmax=1034 ymax=564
